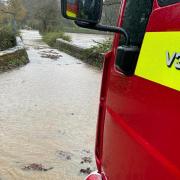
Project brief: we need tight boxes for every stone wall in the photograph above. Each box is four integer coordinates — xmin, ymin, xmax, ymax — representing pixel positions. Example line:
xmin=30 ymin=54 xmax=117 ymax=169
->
xmin=56 ymin=39 xmax=104 ymax=69
xmin=0 ymin=37 xmax=29 ymax=72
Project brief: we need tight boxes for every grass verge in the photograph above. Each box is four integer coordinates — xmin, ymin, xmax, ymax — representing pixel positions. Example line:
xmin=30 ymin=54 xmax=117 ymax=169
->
xmin=42 ymin=32 xmax=71 ymax=47
xmin=56 ymin=38 xmax=112 ymax=69
xmin=42 ymin=30 xmax=112 ymax=69
xmin=0 ymin=49 xmax=29 ymax=72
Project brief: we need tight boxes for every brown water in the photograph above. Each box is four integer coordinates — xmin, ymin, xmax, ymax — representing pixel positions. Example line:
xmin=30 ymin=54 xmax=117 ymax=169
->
xmin=0 ymin=30 xmax=102 ymax=180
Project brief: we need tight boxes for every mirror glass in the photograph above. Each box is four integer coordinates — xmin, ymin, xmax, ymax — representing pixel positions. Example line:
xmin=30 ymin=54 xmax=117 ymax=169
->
xmin=62 ymin=0 xmax=103 ymax=24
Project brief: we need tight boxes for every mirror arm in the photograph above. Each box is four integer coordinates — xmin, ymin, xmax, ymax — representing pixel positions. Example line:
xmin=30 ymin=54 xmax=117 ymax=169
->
xmin=75 ymin=21 xmax=130 ymax=45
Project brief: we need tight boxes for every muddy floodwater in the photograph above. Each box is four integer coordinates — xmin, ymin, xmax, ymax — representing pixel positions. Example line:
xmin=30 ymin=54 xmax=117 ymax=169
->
xmin=0 ymin=30 xmax=102 ymax=179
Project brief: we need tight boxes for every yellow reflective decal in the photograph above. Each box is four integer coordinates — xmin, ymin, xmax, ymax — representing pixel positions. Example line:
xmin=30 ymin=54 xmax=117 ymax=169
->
xmin=66 ymin=10 xmax=77 ymax=18
xmin=135 ymin=32 xmax=180 ymax=91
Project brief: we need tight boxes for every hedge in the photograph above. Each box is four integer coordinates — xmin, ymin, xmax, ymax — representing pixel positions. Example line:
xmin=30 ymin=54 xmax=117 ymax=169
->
xmin=0 ymin=26 xmax=16 ymax=51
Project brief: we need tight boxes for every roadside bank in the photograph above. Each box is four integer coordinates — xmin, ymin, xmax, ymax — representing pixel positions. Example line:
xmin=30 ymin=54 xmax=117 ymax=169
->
xmin=42 ymin=32 xmax=112 ymax=69
xmin=0 ymin=37 xmax=29 ymax=72
xmin=56 ymin=38 xmax=105 ymax=69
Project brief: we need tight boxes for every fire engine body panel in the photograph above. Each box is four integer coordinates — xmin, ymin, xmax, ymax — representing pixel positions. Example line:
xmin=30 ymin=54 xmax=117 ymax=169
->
xmin=91 ymin=0 xmax=180 ymax=179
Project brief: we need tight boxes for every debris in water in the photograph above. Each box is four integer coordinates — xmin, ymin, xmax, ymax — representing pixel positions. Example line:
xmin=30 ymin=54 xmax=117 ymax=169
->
xmin=41 ymin=54 xmax=62 ymax=60
xmin=58 ymin=130 xmax=66 ymax=135
xmin=56 ymin=150 xmax=73 ymax=160
xmin=39 ymin=50 xmax=62 ymax=60
xmin=22 ymin=163 xmax=53 ymax=172
xmin=81 ymin=157 xmax=92 ymax=164
xmin=80 ymin=167 xmax=92 ymax=175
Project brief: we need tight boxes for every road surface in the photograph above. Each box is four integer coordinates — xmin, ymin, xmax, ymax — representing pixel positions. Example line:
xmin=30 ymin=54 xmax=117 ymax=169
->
xmin=0 ymin=30 xmax=102 ymax=180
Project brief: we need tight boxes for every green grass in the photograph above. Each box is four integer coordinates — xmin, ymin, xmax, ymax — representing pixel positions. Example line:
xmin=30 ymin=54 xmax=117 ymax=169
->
xmin=42 ymin=32 xmax=71 ymax=47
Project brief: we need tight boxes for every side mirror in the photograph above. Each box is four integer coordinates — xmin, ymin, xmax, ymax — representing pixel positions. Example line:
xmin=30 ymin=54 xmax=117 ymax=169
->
xmin=61 ymin=0 xmax=103 ymax=24
xmin=61 ymin=0 xmax=129 ymax=45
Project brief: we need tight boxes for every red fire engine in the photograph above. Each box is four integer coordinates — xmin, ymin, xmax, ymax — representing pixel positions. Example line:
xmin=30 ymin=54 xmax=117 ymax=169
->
xmin=61 ymin=0 xmax=180 ymax=179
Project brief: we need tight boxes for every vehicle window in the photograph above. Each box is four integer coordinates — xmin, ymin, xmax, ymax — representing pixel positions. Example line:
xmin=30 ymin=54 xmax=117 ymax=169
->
xmin=120 ymin=0 xmax=153 ymax=47
xmin=158 ymin=0 xmax=180 ymax=6
xmin=116 ymin=0 xmax=153 ymax=75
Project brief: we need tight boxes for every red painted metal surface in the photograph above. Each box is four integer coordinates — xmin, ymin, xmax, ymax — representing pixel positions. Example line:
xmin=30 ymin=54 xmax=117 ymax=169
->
xmin=147 ymin=1 xmax=180 ymax=32
xmin=88 ymin=0 xmax=180 ymax=179
xmin=85 ymin=172 xmax=103 ymax=180
xmin=95 ymin=51 xmax=113 ymax=173
xmin=102 ymin=77 xmax=180 ymax=179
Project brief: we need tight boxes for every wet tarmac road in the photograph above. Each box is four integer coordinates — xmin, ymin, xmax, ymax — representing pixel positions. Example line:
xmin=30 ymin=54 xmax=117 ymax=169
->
xmin=0 ymin=30 xmax=102 ymax=180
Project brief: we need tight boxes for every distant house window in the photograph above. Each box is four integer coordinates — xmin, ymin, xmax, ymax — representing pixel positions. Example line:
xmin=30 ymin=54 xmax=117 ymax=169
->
xmin=158 ymin=0 xmax=180 ymax=6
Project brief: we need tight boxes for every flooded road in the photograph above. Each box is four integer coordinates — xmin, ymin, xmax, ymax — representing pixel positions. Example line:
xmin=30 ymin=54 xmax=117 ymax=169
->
xmin=65 ymin=33 xmax=111 ymax=49
xmin=0 ymin=30 xmax=102 ymax=180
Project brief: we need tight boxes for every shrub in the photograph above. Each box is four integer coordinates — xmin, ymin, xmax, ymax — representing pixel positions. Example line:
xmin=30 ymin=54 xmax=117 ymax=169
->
xmin=0 ymin=26 xmax=16 ymax=51
xmin=90 ymin=38 xmax=112 ymax=54
xmin=81 ymin=39 xmax=112 ymax=68
xmin=42 ymin=31 xmax=71 ymax=47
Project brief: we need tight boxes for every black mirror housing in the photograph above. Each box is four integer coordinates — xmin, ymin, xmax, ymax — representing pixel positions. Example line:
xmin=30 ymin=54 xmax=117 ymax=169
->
xmin=61 ymin=0 xmax=103 ymax=24
xmin=61 ymin=0 xmax=130 ymax=45
xmin=115 ymin=46 xmax=140 ymax=76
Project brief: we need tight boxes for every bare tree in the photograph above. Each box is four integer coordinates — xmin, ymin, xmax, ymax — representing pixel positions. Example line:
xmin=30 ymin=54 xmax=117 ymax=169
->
xmin=7 ymin=0 xmax=27 ymax=22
